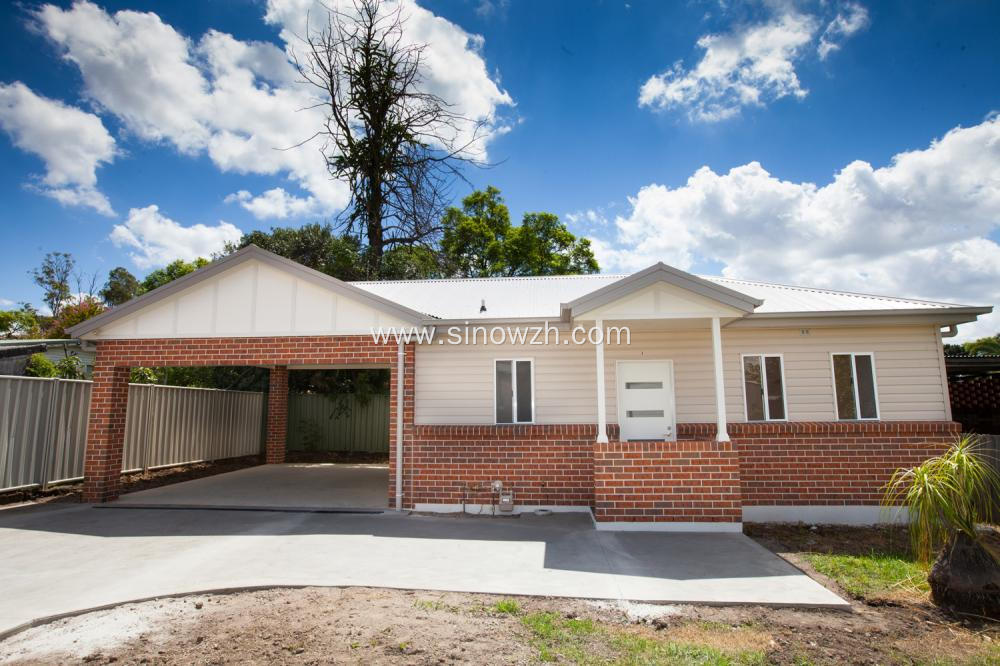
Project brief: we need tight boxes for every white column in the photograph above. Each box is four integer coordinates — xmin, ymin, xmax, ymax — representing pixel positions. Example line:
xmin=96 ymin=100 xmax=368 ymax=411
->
xmin=711 ymin=316 xmax=730 ymax=442
xmin=595 ymin=319 xmax=609 ymax=443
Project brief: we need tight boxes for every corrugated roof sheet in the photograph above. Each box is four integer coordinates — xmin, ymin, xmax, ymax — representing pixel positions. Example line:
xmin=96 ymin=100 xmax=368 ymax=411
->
xmin=350 ymin=273 xmax=975 ymax=320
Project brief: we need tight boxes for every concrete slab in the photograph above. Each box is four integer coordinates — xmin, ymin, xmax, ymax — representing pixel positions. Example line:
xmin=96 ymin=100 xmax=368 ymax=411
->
xmin=115 ymin=464 xmax=389 ymax=510
xmin=0 ymin=503 xmax=847 ymax=637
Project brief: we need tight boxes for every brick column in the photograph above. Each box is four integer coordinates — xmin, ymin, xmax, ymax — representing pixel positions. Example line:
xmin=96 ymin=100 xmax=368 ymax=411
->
xmin=83 ymin=364 xmax=131 ymax=502
xmin=266 ymin=366 xmax=289 ymax=464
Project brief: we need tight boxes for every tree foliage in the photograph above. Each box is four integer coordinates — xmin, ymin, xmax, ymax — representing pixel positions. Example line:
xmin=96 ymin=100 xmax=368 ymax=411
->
xmin=140 ymin=258 xmax=209 ymax=292
xmin=298 ymin=0 xmax=485 ymax=276
xmin=45 ymin=297 xmax=106 ymax=339
xmin=225 ymin=224 xmax=365 ymax=281
xmin=0 ymin=304 xmax=40 ymax=339
xmin=100 ymin=267 xmax=142 ymax=306
xmin=30 ymin=252 xmax=74 ymax=318
xmin=24 ymin=353 xmax=57 ymax=378
xmin=441 ymin=186 xmax=599 ymax=277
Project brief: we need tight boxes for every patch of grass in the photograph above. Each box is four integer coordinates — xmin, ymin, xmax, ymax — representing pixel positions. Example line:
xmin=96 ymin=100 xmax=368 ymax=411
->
xmin=493 ymin=598 xmax=521 ymax=615
xmin=520 ymin=612 xmax=766 ymax=665
xmin=412 ymin=598 xmax=456 ymax=612
xmin=802 ymin=550 xmax=929 ymax=601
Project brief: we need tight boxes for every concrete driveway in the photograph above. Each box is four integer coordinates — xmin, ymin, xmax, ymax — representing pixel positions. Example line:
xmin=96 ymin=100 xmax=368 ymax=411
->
xmin=0 ymin=503 xmax=847 ymax=637
xmin=115 ymin=464 xmax=389 ymax=510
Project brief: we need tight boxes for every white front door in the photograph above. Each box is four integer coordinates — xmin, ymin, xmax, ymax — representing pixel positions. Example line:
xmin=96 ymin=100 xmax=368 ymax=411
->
xmin=616 ymin=360 xmax=676 ymax=441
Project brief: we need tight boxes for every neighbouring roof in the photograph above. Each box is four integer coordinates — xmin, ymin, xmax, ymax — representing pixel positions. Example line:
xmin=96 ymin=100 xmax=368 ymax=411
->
xmin=351 ymin=273 xmax=987 ymax=321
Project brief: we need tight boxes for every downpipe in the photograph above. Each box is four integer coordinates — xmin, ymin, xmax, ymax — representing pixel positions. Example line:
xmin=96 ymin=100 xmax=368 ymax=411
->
xmin=395 ymin=341 xmax=404 ymax=511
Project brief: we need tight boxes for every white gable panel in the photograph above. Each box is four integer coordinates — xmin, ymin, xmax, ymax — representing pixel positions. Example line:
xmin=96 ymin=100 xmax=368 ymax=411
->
xmin=83 ymin=257 xmax=417 ymax=339
xmin=580 ymin=283 xmax=745 ymax=320
xmin=214 ymin=262 xmax=255 ymax=334
xmin=176 ymin=280 xmax=216 ymax=335
xmin=255 ymin=263 xmax=295 ymax=333
xmin=295 ymin=280 xmax=335 ymax=331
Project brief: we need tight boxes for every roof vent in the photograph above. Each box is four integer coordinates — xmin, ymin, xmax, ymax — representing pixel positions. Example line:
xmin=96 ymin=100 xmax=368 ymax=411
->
xmin=480 ymin=299 xmax=487 ymax=313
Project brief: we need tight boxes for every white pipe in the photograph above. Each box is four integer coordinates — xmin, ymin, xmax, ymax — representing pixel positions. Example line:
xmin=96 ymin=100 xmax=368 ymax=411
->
xmin=711 ymin=317 xmax=730 ymax=442
xmin=940 ymin=325 xmax=958 ymax=338
xmin=595 ymin=319 xmax=608 ymax=443
xmin=395 ymin=340 xmax=404 ymax=511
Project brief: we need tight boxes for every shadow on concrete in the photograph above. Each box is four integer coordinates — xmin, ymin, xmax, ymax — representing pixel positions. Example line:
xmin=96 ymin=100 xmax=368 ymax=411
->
xmin=0 ymin=503 xmax=799 ymax=583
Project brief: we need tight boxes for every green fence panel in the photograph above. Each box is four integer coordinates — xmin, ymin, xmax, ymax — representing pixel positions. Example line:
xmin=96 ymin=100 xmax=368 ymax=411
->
xmin=287 ymin=393 xmax=389 ymax=452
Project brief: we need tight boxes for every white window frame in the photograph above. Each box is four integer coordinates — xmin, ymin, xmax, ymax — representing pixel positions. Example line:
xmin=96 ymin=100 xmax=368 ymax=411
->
xmin=493 ymin=358 xmax=535 ymax=424
xmin=829 ymin=352 xmax=880 ymax=421
xmin=740 ymin=353 xmax=788 ymax=422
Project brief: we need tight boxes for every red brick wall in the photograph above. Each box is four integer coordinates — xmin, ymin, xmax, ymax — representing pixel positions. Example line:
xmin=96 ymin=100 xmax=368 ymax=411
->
xmin=266 ymin=366 xmax=289 ymax=464
xmin=593 ymin=440 xmax=741 ymax=523
xmin=405 ymin=424 xmax=598 ymax=507
xmin=729 ymin=421 xmax=960 ymax=506
xmin=82 ymin=365 xmax=131 ymax=503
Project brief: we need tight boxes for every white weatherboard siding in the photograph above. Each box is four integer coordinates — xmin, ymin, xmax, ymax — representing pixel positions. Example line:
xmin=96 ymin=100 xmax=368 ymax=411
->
xmin=87 ymin=259 xmax=411 ymax=340
xmin=413 ymin=325 xmax=949 ymax=425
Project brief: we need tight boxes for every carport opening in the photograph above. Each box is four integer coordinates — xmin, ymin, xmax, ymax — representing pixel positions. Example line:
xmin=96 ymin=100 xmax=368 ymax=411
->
xmin=287 ymin=369 xmax=390 ymax=464
xmin=282 ymin=368 xmax=391 ymax=510
xmin=111 ymin=366 xmax=391 ymax=511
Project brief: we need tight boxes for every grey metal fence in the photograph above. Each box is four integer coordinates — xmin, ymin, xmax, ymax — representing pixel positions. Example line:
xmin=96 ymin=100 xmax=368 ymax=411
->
xmin=287 ymin=393 xmax=389 ymax=453
xmin=0 ymin=376 xmax=264 ymax=493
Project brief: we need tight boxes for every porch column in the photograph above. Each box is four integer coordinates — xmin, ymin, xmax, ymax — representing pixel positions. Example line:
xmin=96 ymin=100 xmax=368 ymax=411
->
xmin=595 ymin=318 xmax=609 ymax=443
xmin=83 ymin=363 xmax=130 ymax=502
xmin=711 ymin=317 xmax=730 ymax=442
xmin=266 ymin=366 xmax=289 ymax=464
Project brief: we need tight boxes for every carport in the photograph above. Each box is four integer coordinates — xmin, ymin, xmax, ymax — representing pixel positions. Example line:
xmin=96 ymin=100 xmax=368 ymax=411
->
xmin=67 ymin=246 xmax=422 ymax=509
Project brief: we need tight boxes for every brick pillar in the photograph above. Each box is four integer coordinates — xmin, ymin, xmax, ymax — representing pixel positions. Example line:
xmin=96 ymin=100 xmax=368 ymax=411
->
xmin=266 ymin=366 xmax=289 ymax=464
xmin=82 ymin=364 xmax=130 ymax=502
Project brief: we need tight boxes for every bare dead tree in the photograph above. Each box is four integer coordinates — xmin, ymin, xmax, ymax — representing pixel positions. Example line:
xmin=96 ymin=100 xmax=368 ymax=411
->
xmin=294 ymin=0 xmax=489 ymax=276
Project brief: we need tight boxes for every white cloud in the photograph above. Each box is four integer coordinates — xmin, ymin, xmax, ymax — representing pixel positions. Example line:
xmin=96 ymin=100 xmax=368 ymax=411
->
xmin=110 ymin=205 xmax=242 ymax=269
xmin=0 ymin=298 xmax=14 ymax=307
xmin=597 ymin=115 xmax=1000 ymax=340
xmin=639 ymin=4 xmax=869 ymax=122
xmin=225 ymin=188 xmax=322 ymax=220
xmin=36 ymin=0 xmax=513 ymax=220
xmin=818 ymin=3 xmax=869 ymax=60
xmin=0 ymin=81 xmax=116 ymax=215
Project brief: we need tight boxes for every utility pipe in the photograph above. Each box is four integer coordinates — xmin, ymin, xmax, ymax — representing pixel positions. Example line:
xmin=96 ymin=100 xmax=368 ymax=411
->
xmin=395 ymin=340 xmax=404 ymax=511
xmin=940 ymin=325 xmax=958 ymax=338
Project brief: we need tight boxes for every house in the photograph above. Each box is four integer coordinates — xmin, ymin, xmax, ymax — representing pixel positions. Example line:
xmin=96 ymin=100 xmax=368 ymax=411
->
xmin=0 ymin=339 xmax=97 ymax=377
xmin=68 ymin=245 xmax=992 ymax=530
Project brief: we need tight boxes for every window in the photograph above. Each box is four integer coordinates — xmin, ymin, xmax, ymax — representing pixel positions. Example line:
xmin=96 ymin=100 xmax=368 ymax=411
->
xmin=831 ymin=353 xmax=879 ymax=420
xmin=742 ymin=354 xmax=786 ymax=421
xmin=495 ymin=359 xmax=533 ymax=423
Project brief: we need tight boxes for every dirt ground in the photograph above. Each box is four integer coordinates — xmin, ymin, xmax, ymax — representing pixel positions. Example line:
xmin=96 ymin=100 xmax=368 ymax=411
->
xmin=1 ymin=584 xmax=997 ymax=665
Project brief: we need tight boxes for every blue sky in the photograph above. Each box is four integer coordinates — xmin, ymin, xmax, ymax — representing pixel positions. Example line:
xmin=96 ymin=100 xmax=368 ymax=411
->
xmin=1 ymin=0 xmax=999 ymax=337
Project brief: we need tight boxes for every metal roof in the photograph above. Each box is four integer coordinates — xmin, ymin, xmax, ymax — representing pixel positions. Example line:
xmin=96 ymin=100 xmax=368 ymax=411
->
xmin=350 ymin=273 xmax=985 ymax=320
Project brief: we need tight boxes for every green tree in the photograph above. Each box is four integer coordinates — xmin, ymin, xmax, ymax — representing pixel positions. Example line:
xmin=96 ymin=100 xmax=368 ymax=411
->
xmin=45 ymin=297 xmax=106 ymax=339
xmin=100 ymin=267 xmax=142 ymax=306
xmin=299 ymin=0 xmax=482 ymax=276
xmin=379 ymin=245 xmax=440 ymax=280
xmin=440 ymin=187 xmax=599 ymax=277
xmin=141 ymin=258 xmax=209 ymax=292
xmin=963 ymin=334 xmax=1000 ymax=356
xmin=54 ymin=355 xmax=86 ymax=379
xmin=30 ymin=252 xmax=74 ymax=318
xmin=0 ymin=304 xmax=40 ymax=339
xmin=440 ymin=186 xmax=509 ymax=277
xmin=225 ymin=224 xmax=364 ymax=281
xmin=24 ymin=353 xmax=56 ymax=378
xmin=503 ymin=212 xmax=600 ymax=276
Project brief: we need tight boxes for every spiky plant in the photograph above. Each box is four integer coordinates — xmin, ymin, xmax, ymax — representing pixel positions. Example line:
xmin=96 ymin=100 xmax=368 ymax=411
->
xmin=883 ymin=434 xmax=1000 ymax=615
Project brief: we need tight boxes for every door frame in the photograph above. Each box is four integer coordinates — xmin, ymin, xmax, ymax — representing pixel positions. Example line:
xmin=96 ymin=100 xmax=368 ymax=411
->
xmin=615 ymin=359 xmax=677 ymax=441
